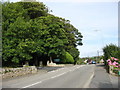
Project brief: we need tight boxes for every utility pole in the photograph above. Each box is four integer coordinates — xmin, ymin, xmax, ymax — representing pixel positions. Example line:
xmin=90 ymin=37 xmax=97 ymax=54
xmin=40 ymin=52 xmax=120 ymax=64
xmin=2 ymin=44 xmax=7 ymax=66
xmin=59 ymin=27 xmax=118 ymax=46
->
xmin=97 ymin=50 xmax=99 ymax=63
xmin=97 ymin=50 xmax=99 ymax=57
xmin=94 ymin=29 xmax=104 ymax=63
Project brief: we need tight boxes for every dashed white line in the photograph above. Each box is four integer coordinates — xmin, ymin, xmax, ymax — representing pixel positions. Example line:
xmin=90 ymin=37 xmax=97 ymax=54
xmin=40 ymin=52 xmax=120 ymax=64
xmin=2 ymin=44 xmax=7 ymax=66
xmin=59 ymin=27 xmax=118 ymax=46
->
xmin=83 ymin=72 xmax=94 ymax=88
xmin=21 ymin=72 xmax=66 ymax=89
xmin=21 ymin=81 xmax=42 ymax=88
xmin=51 ymin=72 xmax=66 ymax=79
xmin=20 ymin=65 xmax=84 ymax=89
xmin=48 ymin=70 xmax=55 ymax=73
xmin=47 ymin=68 xmax=65 ymax=73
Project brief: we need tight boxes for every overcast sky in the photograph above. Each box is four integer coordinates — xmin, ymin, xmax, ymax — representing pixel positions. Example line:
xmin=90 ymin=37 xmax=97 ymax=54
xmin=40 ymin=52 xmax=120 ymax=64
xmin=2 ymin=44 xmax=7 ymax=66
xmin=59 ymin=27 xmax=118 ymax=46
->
xmin=3 ymin=0 xmax=119 ymax=58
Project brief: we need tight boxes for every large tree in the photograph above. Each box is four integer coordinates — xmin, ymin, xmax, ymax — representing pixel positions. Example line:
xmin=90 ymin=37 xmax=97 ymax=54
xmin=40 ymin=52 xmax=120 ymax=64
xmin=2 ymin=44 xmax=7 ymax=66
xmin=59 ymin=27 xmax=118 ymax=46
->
xmin=2 ymin=1 xmax=83 ymax=67
xmin=2 ymin=2 xmax=49 ymax=66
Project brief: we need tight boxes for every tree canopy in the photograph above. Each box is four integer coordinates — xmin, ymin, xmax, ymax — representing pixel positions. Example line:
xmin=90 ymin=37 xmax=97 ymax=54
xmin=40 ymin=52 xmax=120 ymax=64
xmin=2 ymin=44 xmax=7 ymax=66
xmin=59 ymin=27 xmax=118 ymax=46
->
xmin=2 ymin=1 xmax=83 ymax=67
xmin=103 ymin=44 xmax=120 ymax=66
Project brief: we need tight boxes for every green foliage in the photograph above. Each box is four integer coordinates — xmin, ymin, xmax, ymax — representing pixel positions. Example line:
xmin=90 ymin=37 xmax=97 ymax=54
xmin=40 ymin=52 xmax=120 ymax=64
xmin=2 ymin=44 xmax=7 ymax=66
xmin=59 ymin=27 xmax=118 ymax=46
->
xmin=2 ymin=2 xmax=49 ymax=66
xmin=68 ymin=47 xmax=79 ymax=60
xmin=76 ymin=58 xmax=85 ymax=65
xmin=61 ymin=52 xmax=74 ymax=63
xmin=2 ymin=1 xmax=83 ymax=67
xmin=103 ymin=44 xmax=120 ymax=65
xmin=19 ymin=2 xmax=48 ymax=19
xmin=33 ymin=15 xmax=69 ymax=58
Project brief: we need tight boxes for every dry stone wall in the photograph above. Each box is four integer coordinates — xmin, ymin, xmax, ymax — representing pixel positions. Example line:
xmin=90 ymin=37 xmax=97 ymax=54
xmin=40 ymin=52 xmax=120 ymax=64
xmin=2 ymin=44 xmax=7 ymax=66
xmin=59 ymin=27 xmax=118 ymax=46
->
xmin=1 ymin=66 xmax=37 ymax=79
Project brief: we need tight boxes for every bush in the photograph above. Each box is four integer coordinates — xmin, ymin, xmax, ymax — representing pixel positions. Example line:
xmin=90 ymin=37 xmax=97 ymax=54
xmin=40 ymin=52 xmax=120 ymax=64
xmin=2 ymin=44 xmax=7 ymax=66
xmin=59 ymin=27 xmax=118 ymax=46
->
xmin=107 ymin=57 xmax=120 ymax=75
xmin=103 ymin=44 xmax=120 ymax=65
xmin=103 ymin=44 xmax=120 ymax=73
xmin=61 ymin=52 xmax=74 ymax=64
xmin=76 ymin=58 xmax=86 ymax=65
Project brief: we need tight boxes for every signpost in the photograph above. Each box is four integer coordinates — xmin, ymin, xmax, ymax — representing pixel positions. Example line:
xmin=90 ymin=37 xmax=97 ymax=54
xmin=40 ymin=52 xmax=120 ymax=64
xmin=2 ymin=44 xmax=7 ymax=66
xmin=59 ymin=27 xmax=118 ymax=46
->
xmin=54 ymin=59 xmax=60 ymax=62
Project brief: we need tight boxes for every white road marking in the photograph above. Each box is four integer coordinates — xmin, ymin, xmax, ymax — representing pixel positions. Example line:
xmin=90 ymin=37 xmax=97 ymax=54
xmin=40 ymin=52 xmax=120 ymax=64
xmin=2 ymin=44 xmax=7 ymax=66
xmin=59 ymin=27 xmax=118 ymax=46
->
xmin=21 ymin=81 xmax=42 ymax=88
xmin=83 ymin=72 xmax=94 ymax=88
xmin=69 ymin=65 xmax=84 ymax=72
xmin=48 ymin=70 xmax=55 ymax=73
xmin=51 ymin=72 xmax=66 ymax=79
xmin=47 ymin=67 xmax=65 ymax=73
xmin=21 ymin=72 xmax=66 ymax=89
xmin=20 ymin=65 xmax=84 ymax=89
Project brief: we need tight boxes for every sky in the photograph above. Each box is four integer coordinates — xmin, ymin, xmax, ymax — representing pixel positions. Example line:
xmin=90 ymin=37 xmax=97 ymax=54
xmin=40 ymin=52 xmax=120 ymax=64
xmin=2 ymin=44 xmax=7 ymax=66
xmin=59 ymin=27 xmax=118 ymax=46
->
xmin=3 ymin=0 xmax=119 ymax=58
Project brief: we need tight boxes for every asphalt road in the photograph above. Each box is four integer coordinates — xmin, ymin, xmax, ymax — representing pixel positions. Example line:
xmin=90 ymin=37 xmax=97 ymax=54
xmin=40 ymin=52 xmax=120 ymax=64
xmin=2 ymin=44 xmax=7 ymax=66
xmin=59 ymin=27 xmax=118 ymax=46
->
xmin=2 ymin=64 xmax=95 ymax=89
xmin=89 ymin=64 xmax=118 ymax=88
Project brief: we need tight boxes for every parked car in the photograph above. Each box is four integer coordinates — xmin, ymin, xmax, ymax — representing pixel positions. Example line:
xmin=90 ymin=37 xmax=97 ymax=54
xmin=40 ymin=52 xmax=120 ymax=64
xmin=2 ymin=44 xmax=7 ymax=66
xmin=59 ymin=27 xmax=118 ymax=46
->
xmin=92 ymin=61 xmax=96 ymax=64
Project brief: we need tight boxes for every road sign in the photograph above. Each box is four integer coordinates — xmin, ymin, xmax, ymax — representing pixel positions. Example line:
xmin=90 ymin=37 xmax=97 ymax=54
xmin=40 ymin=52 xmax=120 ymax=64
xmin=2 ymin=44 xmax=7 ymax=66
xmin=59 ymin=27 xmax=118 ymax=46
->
xmin=54 ymin=59 xmax=60 ymax=62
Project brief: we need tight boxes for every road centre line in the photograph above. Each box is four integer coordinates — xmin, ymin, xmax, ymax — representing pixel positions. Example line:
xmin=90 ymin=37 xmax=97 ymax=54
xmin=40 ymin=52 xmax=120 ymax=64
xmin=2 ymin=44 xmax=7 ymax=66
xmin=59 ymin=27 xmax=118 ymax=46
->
xmin=20 ymin=65 xmax=84 ymax=89
xmin=21 ymin=69 xmax=72 ymax=88
xmin=21 ymin=81 xmax=42 ymax=89
xmin=48 ymin=65 xmax=83 ymax=74
xmin=51 ymin=72 xmax=66 ymax=79
xmin=83 ymin=71 xmax=94 ymax=88
xmin=20 ymin=72 xmax=67 ymax=89
xmin=47 ymin=67 xmax=65 ymax=73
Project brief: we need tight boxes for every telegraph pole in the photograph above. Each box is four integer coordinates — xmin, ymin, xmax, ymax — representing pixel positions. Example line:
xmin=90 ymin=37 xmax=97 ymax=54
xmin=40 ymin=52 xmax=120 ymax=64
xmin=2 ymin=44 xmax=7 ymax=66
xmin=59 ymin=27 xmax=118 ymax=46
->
xmin=97 ymin=50 xmax=99 ymax=63
xmin=97 ymin=50 xmax=99 ymax=57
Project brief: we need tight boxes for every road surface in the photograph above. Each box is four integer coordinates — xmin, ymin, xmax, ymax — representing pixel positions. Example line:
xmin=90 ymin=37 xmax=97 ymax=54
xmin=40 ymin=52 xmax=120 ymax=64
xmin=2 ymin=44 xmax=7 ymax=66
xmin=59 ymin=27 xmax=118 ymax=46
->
xmin=3 ymin=64 xmax=118 ymax=89
xmin=2 ymin=64 xmax=95 ymax=89
xmin=89 ymin=64 xmax=118 ymax=88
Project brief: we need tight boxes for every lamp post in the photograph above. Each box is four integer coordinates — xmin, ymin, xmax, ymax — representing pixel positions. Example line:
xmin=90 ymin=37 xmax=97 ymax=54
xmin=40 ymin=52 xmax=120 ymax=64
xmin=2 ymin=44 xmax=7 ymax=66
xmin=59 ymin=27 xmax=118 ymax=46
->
xmin=94 ymin=30 xmax=104 ymax=48
xmin=93 ymin=29 xmax=104 ymax=63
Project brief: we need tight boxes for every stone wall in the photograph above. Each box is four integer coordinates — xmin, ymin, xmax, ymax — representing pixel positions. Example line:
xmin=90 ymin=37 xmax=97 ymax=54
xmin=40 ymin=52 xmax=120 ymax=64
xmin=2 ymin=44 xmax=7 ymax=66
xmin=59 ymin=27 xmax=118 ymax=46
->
xmin=109 ymin=65 xmax=119 ymax=76
xmin=1 ymin=66 xmax=37 ymax=79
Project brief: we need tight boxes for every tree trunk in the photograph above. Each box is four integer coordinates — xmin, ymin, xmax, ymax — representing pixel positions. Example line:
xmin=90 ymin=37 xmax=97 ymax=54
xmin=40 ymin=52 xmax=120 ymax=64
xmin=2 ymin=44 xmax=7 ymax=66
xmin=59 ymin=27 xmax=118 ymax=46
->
xmin=50 ymin=56 xmax=53 ymax=63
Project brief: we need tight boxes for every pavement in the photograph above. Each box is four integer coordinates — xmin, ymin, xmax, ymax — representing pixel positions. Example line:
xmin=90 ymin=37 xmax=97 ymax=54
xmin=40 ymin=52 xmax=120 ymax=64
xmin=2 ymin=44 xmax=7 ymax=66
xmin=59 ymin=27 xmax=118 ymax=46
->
xmin=109 ymin=74 xmax=119 ymax=88
xmin=89 ymin=64 xmax=119 ymax=88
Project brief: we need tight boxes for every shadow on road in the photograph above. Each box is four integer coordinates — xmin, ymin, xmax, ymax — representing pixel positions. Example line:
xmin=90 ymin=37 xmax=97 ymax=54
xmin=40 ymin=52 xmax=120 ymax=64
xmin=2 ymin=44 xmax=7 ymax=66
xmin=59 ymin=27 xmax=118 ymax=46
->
xmin=96 ymin=64 xmax=110 ymax=74
xmin=96 ymin=64 xmax=105 ymax=67
xmin=37 ymin=66 xmax=63 ymax=72
xmin=95 ymin=64 xmax=107 ymax=71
